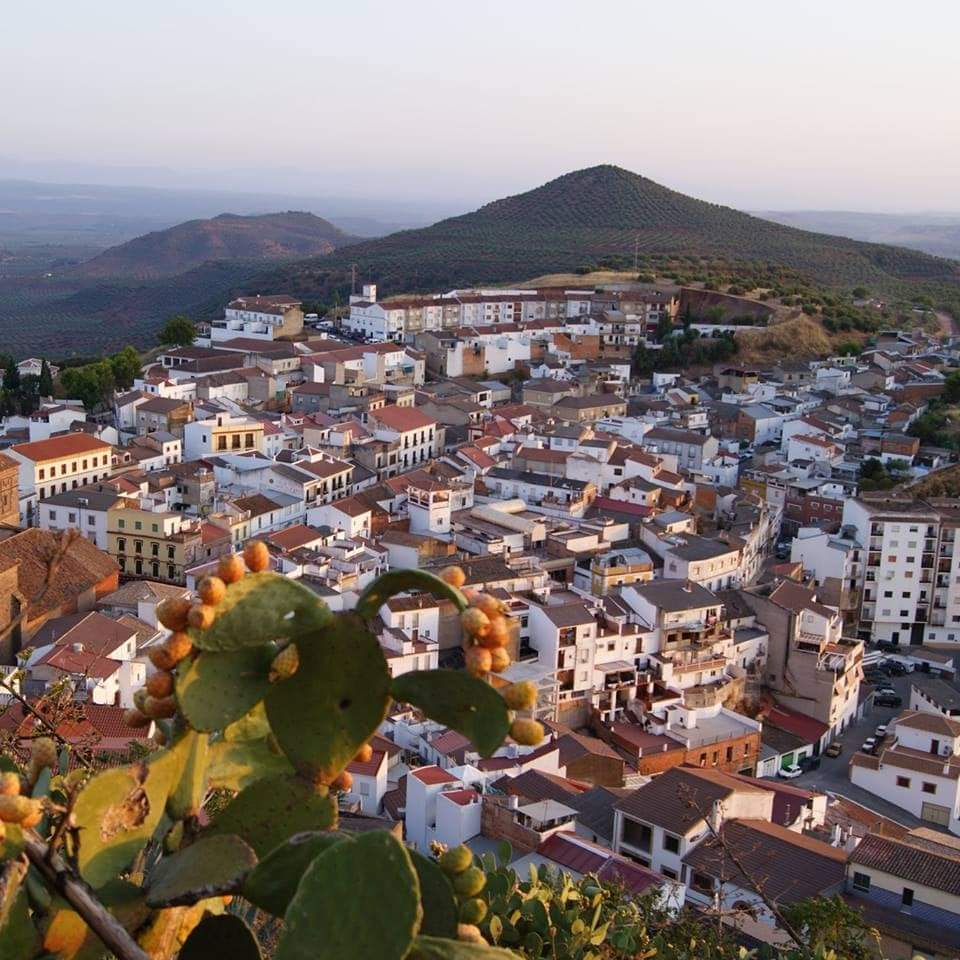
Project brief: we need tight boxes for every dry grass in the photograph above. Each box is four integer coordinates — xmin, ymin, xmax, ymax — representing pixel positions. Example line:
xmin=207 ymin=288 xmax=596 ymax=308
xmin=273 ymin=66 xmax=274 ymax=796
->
xmin=734 ymin=316 xmax=858 ymax=365
xmin=514 ymin=270 xmax=643 ymax=288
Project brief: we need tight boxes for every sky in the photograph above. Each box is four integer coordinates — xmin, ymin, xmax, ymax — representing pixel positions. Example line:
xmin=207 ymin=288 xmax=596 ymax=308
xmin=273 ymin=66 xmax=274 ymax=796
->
xmin=3 ymin=0 xmax=958 ymax=214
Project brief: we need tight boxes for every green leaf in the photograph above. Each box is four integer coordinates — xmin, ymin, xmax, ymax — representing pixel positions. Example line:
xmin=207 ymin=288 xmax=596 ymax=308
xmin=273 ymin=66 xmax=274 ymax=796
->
xmin=496 ymin=840 xmax=512 ymax=867
xmin=391 ymin=670 xmax=510 ymax=757
xmin=177 ymin=644 xmax=275 ymax=731
xmin=0 ymin=886 xmax=36 ymax=960
xmin=409 ymin=850 xmax=458 ymax=939
xmin=409 ymin=936 xmax=520 ymax=959
xmin=276 ymin=831 xmax=421 ymax=960
xmin=207 ymin=737 xmax=293 ymax=793
xmin=243 ymin=831 xmax=347 ymax=916
xmin=146 ymin=834 xmax=256 ymax=907
xmin=188 ymin=572 xmax=332 ymax=652
xmin=0 ymin=757 xmax=19 ymax=775
xmin=0 ymin=825 xmax=25 ymax=862
xmin=488 ymin=913 xmax=503 ymax=944
xmin=166 ymin=729 xmax=210 ymax=820
xmin=266 ymin=612 xmax=390 ymax=781
xmin=209 ymin=774 xmax=337 ymax=857
xmin=179 ymin=914 xmax=262 ymax=960
xmin=72 ymin=749 xmax=179 ymax=889
xmin=356 ymin=569 xmax=468 ymax=619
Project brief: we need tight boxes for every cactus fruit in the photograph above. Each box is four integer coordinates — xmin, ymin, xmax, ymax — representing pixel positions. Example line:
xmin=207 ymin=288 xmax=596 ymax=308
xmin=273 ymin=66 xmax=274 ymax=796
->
xmin=489 ymin=646 xmax=510 ymax=673
xmin=471 ymin=593 xmax=502 ymax=619
xmin=0 ymin=795 xmax=35 ymax=823
xmin=439 ymin=566 xmax=467 ymax=588
xmin=331 ymin=770 xmax=353 ymax=792
xmin=478 ymin=615 xmax=509 ymax=650
xmin=147 ymin=644 xmax=177 ymax=672
xmin=187 ymin=603 xmax=216 ymax=630
xmin=457 ymin=924 xmax=486 ymax=944
xmin=123 ymin=708 xmax=151 ymax=729
xmin=459 ymin=898 xmax=487 ymax=925
xmin=452 ymin=866 xmax=485 ymax=898
xmin=464 ymin=647 xmax=492 ymax=677
xmin=144 ymin=695 xmax=177 ymax=720
xmin=460 ymin=607 xmax=490 ymax=639
xmin=438 ymin=844 xmax=473 ymax=876
xmin=146 ymin=670 xmax=174 ymax=699
xmin=156 ymin=596 xmax=191 ymax=631
xmin=133 ymin=687 xmax=150 ymax=712
xmin=197 ymin=575 xmax=227 ymax=606
xmin=503 ymin=681 xmax=537 ymax=711
xmin=0 ymin=772 xmax=21 ymax=797
xmin=164 ymin=631 xmax=194 ymax=664
xmin=31 ymin=738 xmax=57 ymax=771
xmin=19 ymin=799 xmax=43 ymax=829
xmin=218 ymin=553 xmax=246 ymax=584
xmin=243 ymin=540 xmax=271 ymax=573
xmin=268 ymin=643 xmax=300 ymax=682
xmin=354 ymin=742 xmax=373 ymax=763
xmin=510 ymin=718 xmax=545 ymax=746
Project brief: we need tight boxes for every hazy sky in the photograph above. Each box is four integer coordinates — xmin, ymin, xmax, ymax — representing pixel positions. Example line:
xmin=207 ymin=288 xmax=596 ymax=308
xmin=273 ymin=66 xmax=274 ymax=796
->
xmin=3 ymin=0 xmax=958 ymax=213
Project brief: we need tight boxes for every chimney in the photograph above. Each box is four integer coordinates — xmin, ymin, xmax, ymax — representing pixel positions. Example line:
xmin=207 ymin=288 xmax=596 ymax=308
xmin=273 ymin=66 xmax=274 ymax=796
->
xmin=71 ymin=642 xmax=84 ymax=653
xmin=708 ymin=799 xmax=723 ymax=834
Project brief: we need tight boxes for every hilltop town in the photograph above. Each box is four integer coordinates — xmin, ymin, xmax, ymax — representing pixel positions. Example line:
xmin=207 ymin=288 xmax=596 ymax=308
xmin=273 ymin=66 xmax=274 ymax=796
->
xmin=4 ymin=283 xmax=960 ymax=956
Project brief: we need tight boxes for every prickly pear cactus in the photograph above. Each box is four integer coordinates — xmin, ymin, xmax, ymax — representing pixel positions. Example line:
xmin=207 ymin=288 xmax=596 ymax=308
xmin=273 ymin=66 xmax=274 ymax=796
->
xmin=0 ymin=553 xmax=538 ymax=959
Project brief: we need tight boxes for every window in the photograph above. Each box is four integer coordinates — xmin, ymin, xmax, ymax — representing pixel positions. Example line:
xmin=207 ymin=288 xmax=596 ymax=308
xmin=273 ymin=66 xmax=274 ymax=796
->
xmin=852 ymin=872 xmax=871 ymax=892
xmin=135 ymin=521 xmax=142 ymax=531
xmin=661 ymin=866 xmax=678 ymax=880
xmin=691 ymin=871 xmax=714 ymax=893
xmin=621 ymin=819 xmax=652 ymax=853
xmin=134 ymin=540 xmax=143 ymax=554
xmin=117 ymin=538 xmax=126 ymax=552
xmin=38 ymin=468 xmax=45 ymax=480
xmin=68 ymin=512 xmax=76 ymax=523
xmin=902 ymin=888 xmax=914 ymax=908
xmin=896 ymin=776 xmax=911 ymax=788
xmin=118 ymin=519 xmax=125 ymax=529
xmin=663 ymin=833 xmax=680 ymax=854
xmin=922 ymin=782 xmax=937 ymax=794
xmin=883 ymin=590 xmax=893 ymax=598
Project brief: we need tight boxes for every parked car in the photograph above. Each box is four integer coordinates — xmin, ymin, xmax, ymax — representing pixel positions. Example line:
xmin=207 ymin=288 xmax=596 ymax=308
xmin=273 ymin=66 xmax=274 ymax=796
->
xmin=877 ymin=687 xmax=897 ymax=697
xmin=778 ymin=764 xmax=803 ymax=779
xmin=824 ymin=742 xmax=843 ymax=758
xmin=875 ymin=694 xmax=903 ymax=708
xmin=886 ymin=662 xmax=907 ymax=676
xmin=875 ymin=725 xmax=888 ymax=738
xmin=799 ymin=755 xmax=821 ymax=772
xmin=861 ymin=738 xmax=877 ymax=754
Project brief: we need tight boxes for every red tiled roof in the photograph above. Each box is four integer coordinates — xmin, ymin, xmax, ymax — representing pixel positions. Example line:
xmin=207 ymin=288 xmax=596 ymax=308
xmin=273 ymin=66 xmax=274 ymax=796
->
xmin=11 ymin=433 xmax=111 ymax=462
xmin=591 ymin=497 xmax=654 ymax=518
xmin=410 ymin=765 xmax=458 ymax=785
xmin=371 ymin=406 xmax=437 ymax=433
xmin=764 ymin=705 xmax=829 ymax=745
xmin=439 ymin=788 xmax=479 ymax=807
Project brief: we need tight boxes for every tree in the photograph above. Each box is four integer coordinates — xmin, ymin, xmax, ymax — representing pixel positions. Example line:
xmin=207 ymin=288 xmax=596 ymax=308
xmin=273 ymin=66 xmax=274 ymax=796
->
xmin=110 ymin=345 xmax=142 ymax=389
xmin=3 ymin=355 xmax=20 ymax=396
xmin=944 ymin=370 xmax=960 ymax=405
xmin=859 ymin=458 xmax=885 ymax=481
xmin=38 ymin=358 xmax=54 ymax=397
xmin=158 ymin=314 xmax=198 ymax=347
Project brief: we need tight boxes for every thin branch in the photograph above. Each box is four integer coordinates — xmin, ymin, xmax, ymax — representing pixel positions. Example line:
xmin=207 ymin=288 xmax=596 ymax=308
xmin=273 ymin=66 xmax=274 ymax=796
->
xmin=22 ymin=828 xmax=149 ymax=960
xmin=678 ymin=784 xmax=803 ymax=945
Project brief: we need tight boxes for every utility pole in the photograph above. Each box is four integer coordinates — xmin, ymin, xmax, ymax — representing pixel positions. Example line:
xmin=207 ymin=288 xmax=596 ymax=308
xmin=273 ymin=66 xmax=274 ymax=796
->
xmin=350 ymin=263 xmax=358 ymax=296
xmin=633 ymin=235 xmax=640 ymax=271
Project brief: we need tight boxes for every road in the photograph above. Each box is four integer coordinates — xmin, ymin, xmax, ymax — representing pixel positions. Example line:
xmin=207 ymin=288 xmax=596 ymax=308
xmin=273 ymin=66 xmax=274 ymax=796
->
xmin=789 ymin=671 xmax=928 ymax=829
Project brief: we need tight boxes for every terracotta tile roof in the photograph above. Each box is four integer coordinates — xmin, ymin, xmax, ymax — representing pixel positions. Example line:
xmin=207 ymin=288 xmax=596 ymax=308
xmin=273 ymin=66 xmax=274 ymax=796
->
xmin=267 ymin=524 xmax=327 ymax=551
xmin=496 ymin=769 xmax=589 ymax=804
xmin=682 ymin=819 xmax=845 ymax=902
xmin=347 ymin=748 xmax=387 ymax=778
xmin=849 ymin=833 xmax=960 ymax=896
xmin=439 ymin=788 xmax=479 ymax=807
xmin=11 ymin=433 xmax=111 ymax=462
xmin=370 ymin=406 xmax=437 ymax=433
xmin=410 ymin=765 xmax=458 ymax=785
xmin=0 ymin=530 xmax=118 ymax=619
xmin=32 ymin=611 xmax=134 ymax=656
xmin=895 ymin=709 xmax=960 ymax=738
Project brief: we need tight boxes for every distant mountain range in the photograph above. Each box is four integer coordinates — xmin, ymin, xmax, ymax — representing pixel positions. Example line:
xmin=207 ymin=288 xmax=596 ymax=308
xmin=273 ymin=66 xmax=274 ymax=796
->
xmin=756 ymin=210 xmax=960 ymax=260
xmin=0 ymin=164 xmax=957 ymax=358
xmin=246 ymin=165 xmax=959 ymax=307
xmin=72 ymin=211 xmax=356 ymax=280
